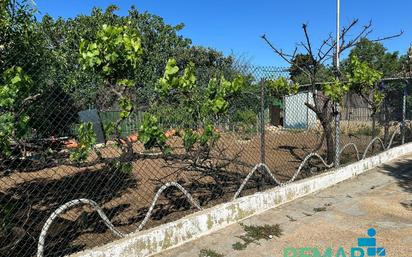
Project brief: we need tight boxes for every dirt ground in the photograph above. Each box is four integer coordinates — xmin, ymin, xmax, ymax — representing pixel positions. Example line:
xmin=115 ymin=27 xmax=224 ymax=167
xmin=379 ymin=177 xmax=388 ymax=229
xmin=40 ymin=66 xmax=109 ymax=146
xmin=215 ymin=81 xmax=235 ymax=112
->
xmin=0 ymin=129 xmax=399 ymax=257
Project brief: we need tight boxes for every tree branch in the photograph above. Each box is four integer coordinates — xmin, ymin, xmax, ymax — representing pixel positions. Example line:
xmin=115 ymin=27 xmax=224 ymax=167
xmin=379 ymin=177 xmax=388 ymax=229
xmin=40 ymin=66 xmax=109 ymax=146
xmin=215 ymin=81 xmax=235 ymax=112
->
xmin=261 ymin=34 xmax=312 ymax=79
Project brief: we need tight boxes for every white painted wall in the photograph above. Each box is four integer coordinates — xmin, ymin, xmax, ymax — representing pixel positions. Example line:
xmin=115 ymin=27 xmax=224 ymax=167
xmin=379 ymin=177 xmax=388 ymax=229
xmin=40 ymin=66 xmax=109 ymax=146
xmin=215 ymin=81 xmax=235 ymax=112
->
xmin=284 ymin=91 xmax=317 ymax=129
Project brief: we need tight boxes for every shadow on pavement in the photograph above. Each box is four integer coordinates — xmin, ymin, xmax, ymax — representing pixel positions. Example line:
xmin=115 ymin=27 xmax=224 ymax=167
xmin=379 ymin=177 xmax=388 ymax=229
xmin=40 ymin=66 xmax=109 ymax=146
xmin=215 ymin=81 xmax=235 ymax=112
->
xmin=379 ymin=158 xmax=412 ymax=193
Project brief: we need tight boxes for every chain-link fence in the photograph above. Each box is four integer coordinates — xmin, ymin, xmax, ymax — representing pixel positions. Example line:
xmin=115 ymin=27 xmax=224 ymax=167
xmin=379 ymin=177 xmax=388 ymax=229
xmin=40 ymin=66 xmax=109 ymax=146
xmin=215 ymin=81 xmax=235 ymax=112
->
xmin=1 ymin=51 xmax=411 ymax=257
xmin=338 ymin=78 xmax=409 ymax=164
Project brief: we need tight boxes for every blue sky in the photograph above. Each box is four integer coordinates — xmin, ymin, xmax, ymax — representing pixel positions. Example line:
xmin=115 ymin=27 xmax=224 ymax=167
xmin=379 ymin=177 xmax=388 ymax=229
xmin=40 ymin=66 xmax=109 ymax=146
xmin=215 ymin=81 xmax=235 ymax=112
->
xmin=34 ymin=0 xmax=411 ymax=66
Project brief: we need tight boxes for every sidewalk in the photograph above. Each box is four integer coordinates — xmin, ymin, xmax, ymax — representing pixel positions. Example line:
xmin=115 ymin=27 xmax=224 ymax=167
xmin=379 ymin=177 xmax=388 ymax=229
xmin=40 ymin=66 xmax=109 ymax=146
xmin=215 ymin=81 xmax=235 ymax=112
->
xmin=154 ymin=154 xmax=412 ymax=257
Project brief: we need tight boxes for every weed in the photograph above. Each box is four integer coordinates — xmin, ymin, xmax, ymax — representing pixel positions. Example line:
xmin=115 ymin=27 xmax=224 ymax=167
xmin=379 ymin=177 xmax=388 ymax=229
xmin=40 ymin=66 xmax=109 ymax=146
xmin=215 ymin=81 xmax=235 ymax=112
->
xmin=232 ymin=242 xmax=247 ymax=251
xmin=199 ymin=248 xmax=225 ymax=257
xmin=348 ymin=124 xmax=380 ymax=137
xmin=232 ymin=223 xmax=282 ymax=250
xmin=313 ymin=206 xmax=327 ymax=212
xmin=286 ymin=215 xmax=297 ymax=222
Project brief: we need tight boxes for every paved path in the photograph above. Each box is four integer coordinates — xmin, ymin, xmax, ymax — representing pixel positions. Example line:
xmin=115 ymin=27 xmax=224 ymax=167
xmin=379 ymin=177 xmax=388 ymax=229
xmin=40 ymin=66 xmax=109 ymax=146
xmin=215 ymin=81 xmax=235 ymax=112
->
xmin=154 ymin=153 xmax=412 ymax=257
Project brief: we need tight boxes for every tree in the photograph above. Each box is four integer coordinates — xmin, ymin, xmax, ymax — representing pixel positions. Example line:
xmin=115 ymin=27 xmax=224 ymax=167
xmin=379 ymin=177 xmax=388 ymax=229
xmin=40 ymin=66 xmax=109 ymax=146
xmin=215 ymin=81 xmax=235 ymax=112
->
xmin=36 ymin=5 xmax=240 ymax=121
xmin=345 ymin=55 xmax=383 ymax=141
xmin=1 ymin=2 xmax=246 ymax=167
xmin=78 ymin=23 xmax=143 ymax=167
xmin=77 ymin=21 xmax=247 ymax=182
xmin=0 ymin=66 xmax=37 ymax=158
xmin=38 ymin=5 xmax=193 ymax=109
xmin=144 ymin=58 xmax=246 ymax=189
xmin=346 ymin=38 xmax=401 ymax=77
xmin=1 ymin=0 xmax=80 ymax=140
xmin=147 ymin=46 xmax=238 ymax=126
xmin=290 ymin=54 xmax=333 ymax=85
xmin=289 ymin=54 xmax=314 ymax=83
xmin=345 ymin=39 xmax=407 ymax=143
xmin=262 ymin=20 xmax=402 ymax=163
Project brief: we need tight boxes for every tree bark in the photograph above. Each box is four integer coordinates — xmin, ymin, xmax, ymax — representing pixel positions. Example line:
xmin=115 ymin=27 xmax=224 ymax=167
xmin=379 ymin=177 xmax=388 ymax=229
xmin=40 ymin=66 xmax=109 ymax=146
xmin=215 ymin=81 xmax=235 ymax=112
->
xmin=305 ymin=99 xmax=335 ymax=164
xmin=323 ymin=120 xmax=335 ymax=164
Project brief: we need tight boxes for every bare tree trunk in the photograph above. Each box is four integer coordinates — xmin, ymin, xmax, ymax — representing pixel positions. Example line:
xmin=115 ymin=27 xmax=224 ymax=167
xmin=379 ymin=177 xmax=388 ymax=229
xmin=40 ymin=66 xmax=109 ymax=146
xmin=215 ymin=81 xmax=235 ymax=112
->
xmin=306 ymin=100 xmax=335 ymax=164
xmin=383 ymin=99 xmax=390 ymax=145
xmin=371 ymin=112 xmax=376 ymax=152
xmin=322 ymin=120 xmax=335 ymax=164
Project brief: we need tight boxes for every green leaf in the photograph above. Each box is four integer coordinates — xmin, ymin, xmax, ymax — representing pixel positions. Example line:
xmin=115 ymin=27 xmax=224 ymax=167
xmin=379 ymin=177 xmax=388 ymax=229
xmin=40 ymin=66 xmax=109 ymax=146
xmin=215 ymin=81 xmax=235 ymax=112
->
xmin=118 ymin=97 xmax=133 ymax=119
xmin=165 ymin=58 xmax=179 ymax=75
xmin=11 ymin=75 xmax=21 ymax=84
xmin=70 ymin=122 xmax=97 ymax=163
xmin=138 ymin=114 xmax=166 ymax=149
xmin=183 ymin=129 xmax=197 ymax=151
xmin=266 ymin=77 xmax=297 ymax=97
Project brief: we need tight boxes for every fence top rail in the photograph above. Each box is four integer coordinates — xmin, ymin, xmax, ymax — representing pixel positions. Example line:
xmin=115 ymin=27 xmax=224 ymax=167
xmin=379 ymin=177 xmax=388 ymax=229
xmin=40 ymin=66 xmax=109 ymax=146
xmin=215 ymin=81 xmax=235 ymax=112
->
xmin=296 ymin=76 xmax=412 ymax=89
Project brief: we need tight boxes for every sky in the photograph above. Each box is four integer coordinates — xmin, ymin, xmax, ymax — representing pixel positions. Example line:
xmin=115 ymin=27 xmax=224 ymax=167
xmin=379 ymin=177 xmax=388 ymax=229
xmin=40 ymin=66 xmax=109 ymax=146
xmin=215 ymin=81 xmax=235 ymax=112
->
xmin=34 ymin=0 xmax=411 ymax=67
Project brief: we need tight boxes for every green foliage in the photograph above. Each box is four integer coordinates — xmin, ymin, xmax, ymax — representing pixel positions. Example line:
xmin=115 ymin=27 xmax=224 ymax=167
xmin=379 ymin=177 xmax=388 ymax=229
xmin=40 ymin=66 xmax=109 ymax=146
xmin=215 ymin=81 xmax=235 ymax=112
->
xmin=232 ymin=223 xmax=282 ymax=250
xmin=157 ymin=58 xmax=180 ymax=93
xmin=145 ymin=59 xmax=245 ymax=152
xmin=347 ymin=56 xmax=383 ymax=89
xmin=182 ymin=124 xmax=220 ymax=152
xmin=232 ymin=110 xmax=257 ymax=139
xmin=289 ymin=54 xmax=333 ymax=84
xmin=2 ymin=2 xmax=80 ymax=140
xmin=347 ymin=55 xmax=383 ymax=106
xmin=199 ymin=124 xmax=220 ymax=146
xmin=0 ymin=66 xmax=33 ymax=156
xmin=265 ymin=77 xmax=298 ymax=111
xmin=79 ymin=24 xmax=143 ymax=80
xmin=107 ymin=160 xmax=133 ymax=173
xmin=2 ymin=3 xmax=242 ymax=159
xmin=0 ymin=67 xmax=32 ymax=108
xmin=156 ymin=58 xmax=196 ymax=95
xmin=266 ymin=77 xmax=298 ymax=97
xmin=199 ymin=249 xmax=224 ymax=257
xmin=103 ymin=121 xmax=115 ymax=138
xmin=118 ymin=97 xmax=133 ymax=119
xmin=70 ymin=122 xmax=97 ymax=163
xmin=203 ymin=75 xmax=245 ymax=115
xmin=289 ymin=54 xmax=314 ymax=83
xmin=79 ymin=23 xmax=143 ymax=122
xmin=322 ymin=78 xmax=349 ymax=104
xmin=183 ymin=129 xmax=197 ymax=151
xmin=346 ymin=38 xmax=402 ymax=77
xmin=138 ymin=114 xmax=167 ymax=149
xmin=77 ymin=23 xmax=144 ymax=161
xmin=41 ymin=4 xmax=196 ymax=111
xmin=77 ymin=22 xmax=243 ymax=157
xmin=233 ymin=110 xmax=257 ymax=126
xmin=372 ymin=91 xmax=385 ymax=106
xmin=175 ymin=46 xmax=236 ymax=88
xmin=0 ymin=113 xmax=14 ymax=156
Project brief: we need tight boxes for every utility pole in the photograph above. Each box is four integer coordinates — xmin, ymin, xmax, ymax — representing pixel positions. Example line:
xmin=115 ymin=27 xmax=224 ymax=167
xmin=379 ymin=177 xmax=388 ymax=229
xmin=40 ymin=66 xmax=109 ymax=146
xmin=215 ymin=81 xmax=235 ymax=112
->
xmin=334 ymin=0 xmax=341 ymax=167
xmin=336 ymin=0 xmax=340 ymax=70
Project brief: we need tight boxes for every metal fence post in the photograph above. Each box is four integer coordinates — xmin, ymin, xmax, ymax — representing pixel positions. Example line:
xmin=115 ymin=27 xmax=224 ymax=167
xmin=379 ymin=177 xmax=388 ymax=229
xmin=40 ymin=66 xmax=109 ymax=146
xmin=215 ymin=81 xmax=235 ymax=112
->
xmin=260 ymin=80 xmax=266 ymax=164
xmin=334 ymin=103 xmax=340 ymax=167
